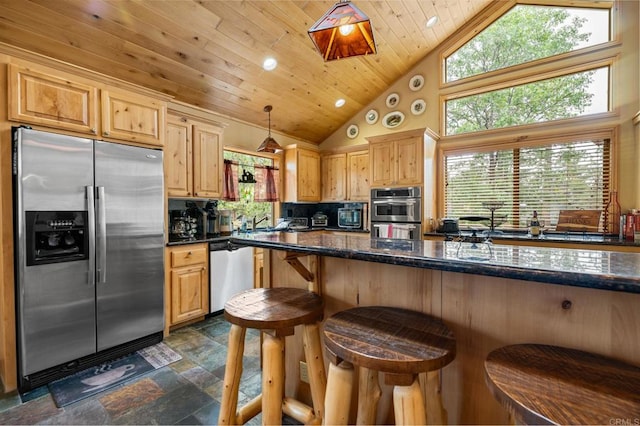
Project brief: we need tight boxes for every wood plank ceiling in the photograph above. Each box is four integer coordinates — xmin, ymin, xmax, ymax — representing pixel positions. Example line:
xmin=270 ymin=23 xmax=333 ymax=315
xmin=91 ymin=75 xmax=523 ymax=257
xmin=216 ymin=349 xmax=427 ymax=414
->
xmin=0 ymin=0 xmax=491 ymax=144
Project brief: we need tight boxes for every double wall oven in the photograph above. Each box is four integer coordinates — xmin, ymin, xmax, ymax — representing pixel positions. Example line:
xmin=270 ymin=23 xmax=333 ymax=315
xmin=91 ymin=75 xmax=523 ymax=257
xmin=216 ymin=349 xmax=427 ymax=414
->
xmin=371 ymin=186 xmax=422 ymax=240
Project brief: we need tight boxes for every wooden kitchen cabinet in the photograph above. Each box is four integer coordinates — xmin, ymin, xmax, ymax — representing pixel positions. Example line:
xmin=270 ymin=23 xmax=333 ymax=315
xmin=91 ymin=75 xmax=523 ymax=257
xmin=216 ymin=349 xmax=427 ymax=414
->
xmin=321 ymin=153 xmax=347 ymax=201
xmin=368 ymin=129 xmax=423 ymax=187
xmin=8 ymin=62 xmax=167 ymax=147
xmin=347 ymin=150 xmax=369 ymax=200
xmin=321 ymin=148 xmax=369 ymax=201
xmin=283 ymin=145 xmax=321 ymax=202
xmin=165 ymin=113 xmax=224 ymax=198
xmin=101 ymin=90 xmax=165 ymax=147
xmin=254 ymin=248 xmax=264 ymax=288
xmin=8 ymin=63 xmax=99 ymax=135
xmin=165 ymin=244 xmax=209 ymax=333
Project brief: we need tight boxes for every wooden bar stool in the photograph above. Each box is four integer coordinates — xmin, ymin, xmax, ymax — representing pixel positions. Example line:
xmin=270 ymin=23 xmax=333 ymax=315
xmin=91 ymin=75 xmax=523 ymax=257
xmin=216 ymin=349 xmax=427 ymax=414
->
xmin=218 ymin=287 xmax=326 ymax=425
xmin=322 ymin=306 xmax=456 ymax=425
xmin=484 ymin=344 xmax=640 ymax=425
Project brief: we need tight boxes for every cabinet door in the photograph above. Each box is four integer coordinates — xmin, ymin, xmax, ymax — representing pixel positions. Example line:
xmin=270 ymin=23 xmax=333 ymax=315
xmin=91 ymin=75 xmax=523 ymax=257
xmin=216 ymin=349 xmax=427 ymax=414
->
xmin=192 ymin=123 xmax=223 ymax=198
xmin=101 ymin=90 xmax=166 ymax=147
xmin=370 ymin=142 xmax=394 ymax=187
xmin=322 ymin=154 xmax=347 ymax=201
xmin=347 ymin=151 xmax=370 ymax=201
xmin=254 ymin=248 xmax=264 ymax=288
xmin=395 ymin=138 xmax=422 ymax=185
xmin=8 ymin=64 xmax=99 ymax=135
xmin=165 ymin=116 xmax=193 ymax=197
xmin=297 ymin=149 xmax=321 ymax=201
xmin=170 ymin=265 xmax=208 ymax=324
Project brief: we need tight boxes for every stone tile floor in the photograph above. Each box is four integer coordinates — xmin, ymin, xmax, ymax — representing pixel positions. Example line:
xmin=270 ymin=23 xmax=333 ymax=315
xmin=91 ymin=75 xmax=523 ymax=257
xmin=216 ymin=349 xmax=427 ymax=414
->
xmin=0 ymin=314 xmax=270 ymax=425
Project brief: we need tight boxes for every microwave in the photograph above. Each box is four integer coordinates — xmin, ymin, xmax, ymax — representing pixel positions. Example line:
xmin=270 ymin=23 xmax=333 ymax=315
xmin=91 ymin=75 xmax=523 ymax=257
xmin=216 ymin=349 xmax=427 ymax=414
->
xmin=338 ymin=208 xmax=362 ymax=229
xmin=371 ymin=186 xmax=421 ymax=223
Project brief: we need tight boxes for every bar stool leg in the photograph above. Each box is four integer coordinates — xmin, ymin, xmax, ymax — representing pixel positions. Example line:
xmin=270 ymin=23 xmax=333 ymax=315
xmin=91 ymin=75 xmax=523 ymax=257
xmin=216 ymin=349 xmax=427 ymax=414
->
xmin=393 ymin=376 xmax=427 ymax=425
xmin=303 ymin=322 xmax=327 ymax=421
xmin=219 ymin=324 xmax=247 ymax=425
xmin=324 ymin=361 xmax=354 ymax=425
xmin=356 ymin=367 xmax=381 ymax=425
xmin=262 ymin=333 xmax=285 ymax=426
xmin=424 ymin=370 xmax=447 ymax=425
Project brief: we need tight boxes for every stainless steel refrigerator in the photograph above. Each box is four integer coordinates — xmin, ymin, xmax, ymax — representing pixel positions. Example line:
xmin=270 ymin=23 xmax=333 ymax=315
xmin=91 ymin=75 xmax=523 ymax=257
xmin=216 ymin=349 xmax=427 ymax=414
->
xmin=13 ymin=127 xmax=165 ymax=390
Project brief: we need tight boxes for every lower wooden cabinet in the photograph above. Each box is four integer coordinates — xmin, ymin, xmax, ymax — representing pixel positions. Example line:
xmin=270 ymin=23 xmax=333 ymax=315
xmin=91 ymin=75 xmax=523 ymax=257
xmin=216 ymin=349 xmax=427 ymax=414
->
xmin=254 ymin=248 xmax=264 ymax=288
xmin=165 ymin=243 xmax=209 ymax=334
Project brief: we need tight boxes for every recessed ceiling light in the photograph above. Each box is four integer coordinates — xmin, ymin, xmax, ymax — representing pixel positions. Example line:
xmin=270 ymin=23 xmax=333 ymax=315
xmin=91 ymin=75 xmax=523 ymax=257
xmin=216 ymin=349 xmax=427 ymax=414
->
xmin=335 ymin=99 xmax=346 ymax=108
xmin=426 ymin=16 xmax=439 ymax=28
xmin=263 ymin=57 xmax=277 ymax=71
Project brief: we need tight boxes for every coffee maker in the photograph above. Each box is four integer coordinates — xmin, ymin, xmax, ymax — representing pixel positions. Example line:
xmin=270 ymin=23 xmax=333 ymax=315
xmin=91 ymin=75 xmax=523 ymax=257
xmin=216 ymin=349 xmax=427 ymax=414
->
xmin=203 ymin=201 xmax=219 ymax=237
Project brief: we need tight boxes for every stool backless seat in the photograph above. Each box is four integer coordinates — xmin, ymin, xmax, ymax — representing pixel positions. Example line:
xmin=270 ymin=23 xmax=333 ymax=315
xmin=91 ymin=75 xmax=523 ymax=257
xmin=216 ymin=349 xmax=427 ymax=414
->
xmin=218 ymin=287 xmax=326 ymax=425
xmin=484 ymin=344 xmax=640 ymax=425
xmin=323 ymin=306 xmax=456 ymax=425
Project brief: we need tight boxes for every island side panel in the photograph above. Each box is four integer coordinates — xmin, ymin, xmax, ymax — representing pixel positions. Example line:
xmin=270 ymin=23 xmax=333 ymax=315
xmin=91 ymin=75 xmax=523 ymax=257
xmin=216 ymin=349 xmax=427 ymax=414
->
xmin=440 ymin=271 xmax=640 ymax=425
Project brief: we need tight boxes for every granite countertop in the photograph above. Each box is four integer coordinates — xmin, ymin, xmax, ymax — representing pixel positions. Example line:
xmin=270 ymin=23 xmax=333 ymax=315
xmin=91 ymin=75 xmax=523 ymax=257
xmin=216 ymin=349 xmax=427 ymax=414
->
xmin=424 ymin=230 xmax=639 ymax=247
xmin=231 ymin=232 xmax=640 ymax=294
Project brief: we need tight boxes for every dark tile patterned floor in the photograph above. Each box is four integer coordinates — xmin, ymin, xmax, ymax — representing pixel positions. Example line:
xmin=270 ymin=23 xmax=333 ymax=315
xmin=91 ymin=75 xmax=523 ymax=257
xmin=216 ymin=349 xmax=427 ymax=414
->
xmin=0 ymin=314 xmax=266 ymax=425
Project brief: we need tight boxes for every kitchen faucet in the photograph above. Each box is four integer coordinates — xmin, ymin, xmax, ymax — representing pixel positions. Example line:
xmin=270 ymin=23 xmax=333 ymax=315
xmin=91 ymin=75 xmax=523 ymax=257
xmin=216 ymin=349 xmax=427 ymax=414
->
xmin=252 ymin=215 xmax=270 ymax=230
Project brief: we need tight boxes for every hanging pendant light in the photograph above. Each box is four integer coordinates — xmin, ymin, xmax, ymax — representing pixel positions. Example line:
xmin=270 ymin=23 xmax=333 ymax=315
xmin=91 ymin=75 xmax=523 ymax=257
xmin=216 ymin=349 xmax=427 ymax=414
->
xmin=308 ymin=1 xmax=376 ymax=62
xmin=257 ymin=105 xmax=283 ymax=153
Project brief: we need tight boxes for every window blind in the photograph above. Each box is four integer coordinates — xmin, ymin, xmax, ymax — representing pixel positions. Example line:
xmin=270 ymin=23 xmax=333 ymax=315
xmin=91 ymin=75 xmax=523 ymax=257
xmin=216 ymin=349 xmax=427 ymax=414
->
xmin=444 ymin=138 xmax=610 ymax=231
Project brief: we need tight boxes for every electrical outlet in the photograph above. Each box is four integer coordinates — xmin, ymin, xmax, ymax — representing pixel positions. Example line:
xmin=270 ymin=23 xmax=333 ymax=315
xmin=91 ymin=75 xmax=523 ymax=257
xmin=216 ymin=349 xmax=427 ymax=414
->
xmin=299 ymin=361 xmax=309 ymax=383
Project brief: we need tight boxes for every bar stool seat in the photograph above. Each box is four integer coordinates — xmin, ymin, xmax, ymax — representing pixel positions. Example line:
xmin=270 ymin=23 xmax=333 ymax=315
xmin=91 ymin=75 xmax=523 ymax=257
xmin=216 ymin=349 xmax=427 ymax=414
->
xmin=323 ymin=306 xmax=456 ymax=425
xmin=218 ymin=287 xmax=326 ymax=425
xmin=484 ymin=344 xmax=640 ymax=425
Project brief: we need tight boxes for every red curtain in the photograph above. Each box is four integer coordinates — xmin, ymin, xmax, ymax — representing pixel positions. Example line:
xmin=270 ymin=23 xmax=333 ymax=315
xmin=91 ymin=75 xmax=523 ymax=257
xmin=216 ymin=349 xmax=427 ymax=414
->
xmin=254 ymin=164 xmax=279 ymax=202
xmin=223 ymin=160 xmax=240 ymax=201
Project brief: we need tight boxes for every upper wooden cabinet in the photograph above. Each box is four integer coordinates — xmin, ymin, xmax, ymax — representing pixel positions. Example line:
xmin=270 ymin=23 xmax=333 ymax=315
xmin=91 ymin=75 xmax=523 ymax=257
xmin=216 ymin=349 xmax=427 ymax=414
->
xmin=347 ymin=150 xmax=370 ymax=201
xmin=101 ymin=90 xmax=165 ymax=147
xmin=165 ymin=113 xmax=223 ymax=198
xmin=8 ymin=62 xmax=166 ymax=147
xmin=321 ymin=148 xmax=369 ymax=202
xmin=321 ymin=153 xmax=347 ymax=201
xmin=367 ymin=129 xmax=423 ymax=188
xmin=283 ymin=145 xmax=321 ymax=202
xmin=8 ymin=63 xmax=99 ymax=135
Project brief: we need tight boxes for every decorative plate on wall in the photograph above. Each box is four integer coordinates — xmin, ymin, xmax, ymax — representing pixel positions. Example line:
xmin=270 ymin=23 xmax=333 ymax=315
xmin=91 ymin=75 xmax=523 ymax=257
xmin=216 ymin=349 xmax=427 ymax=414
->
xmin=411 ymin=99 xmax=426 ymax=115
xmin=365 ymin=109 xmax=379 ymax=125
xmin=386 ymin=93 xmax=400 ymax=108
xmin=346 ymin=124 xmax=359 ymax=139
xmin=382 ymin=111 xmax=405 ymax=129
xmin=409 ymin=74 xmax=424 ymax=91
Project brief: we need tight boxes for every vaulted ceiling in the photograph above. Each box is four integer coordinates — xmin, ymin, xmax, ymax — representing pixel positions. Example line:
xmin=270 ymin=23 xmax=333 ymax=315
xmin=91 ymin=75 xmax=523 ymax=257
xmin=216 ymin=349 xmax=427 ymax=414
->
xmin=0 ymin=0 xmax=492 ymax=143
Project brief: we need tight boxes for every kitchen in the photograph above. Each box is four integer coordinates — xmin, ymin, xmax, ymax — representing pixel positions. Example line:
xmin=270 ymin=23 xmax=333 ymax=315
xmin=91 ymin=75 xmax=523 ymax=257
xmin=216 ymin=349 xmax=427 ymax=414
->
xmin=0 ymin=0 xmax=639 ymax=424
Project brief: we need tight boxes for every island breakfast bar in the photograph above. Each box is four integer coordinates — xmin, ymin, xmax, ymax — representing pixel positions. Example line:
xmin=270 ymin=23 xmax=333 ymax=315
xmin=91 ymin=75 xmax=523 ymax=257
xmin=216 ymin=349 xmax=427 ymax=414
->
xmin=232 ymin=231 xmax=640 ymax=424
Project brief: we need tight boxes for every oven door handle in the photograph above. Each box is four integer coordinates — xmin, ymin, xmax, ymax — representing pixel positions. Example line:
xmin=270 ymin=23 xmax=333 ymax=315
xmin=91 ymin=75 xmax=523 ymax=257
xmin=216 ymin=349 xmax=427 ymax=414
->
xmin=372 ymin=200 xmax=416 ymax=205
xmin=97 ymin=186 xmax=107 ymax=284
xmin=86 ymin=185 xmax=96 ymax=287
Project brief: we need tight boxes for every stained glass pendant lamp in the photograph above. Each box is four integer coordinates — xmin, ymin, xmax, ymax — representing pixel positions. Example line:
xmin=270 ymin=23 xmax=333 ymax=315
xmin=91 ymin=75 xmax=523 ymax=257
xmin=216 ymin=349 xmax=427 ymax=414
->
xmin=256 ymin=105 xmax=282 ymax=153
xmin=308 ymin=1 xmax=377 ymax=61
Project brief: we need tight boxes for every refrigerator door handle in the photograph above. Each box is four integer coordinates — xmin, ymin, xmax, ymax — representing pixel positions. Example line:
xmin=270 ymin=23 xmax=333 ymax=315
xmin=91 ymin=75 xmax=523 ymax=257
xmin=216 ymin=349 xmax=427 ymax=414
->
xmin=97 ymin=186 xmax=107 ymax=284
xmin=86 ymin=185 xmax=96 ymax=287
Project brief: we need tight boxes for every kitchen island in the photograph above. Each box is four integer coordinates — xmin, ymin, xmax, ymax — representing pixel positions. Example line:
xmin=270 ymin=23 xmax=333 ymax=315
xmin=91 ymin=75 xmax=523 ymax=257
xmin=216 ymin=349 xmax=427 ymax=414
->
xmin=232 ymin=231 xmax=640 ymax=424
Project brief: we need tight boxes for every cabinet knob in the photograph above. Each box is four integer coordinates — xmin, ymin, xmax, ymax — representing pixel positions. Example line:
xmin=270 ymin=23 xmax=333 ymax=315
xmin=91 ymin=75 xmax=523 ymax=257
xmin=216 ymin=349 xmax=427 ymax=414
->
xmin=90 ymin=128 xmax=97 ymax=134
xmin=187 ymin=251 xmax=192 ymax=256
xmin=561 ymin=299 xmax=572 ymax=310
xmin=103 ymin=131 xmax=110 ymax=136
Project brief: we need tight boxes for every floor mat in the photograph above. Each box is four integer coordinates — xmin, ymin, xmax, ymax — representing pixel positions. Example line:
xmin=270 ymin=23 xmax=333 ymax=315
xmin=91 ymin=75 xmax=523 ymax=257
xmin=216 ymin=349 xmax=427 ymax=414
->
xmin=48 ymin=342 xmax=181 ymax=407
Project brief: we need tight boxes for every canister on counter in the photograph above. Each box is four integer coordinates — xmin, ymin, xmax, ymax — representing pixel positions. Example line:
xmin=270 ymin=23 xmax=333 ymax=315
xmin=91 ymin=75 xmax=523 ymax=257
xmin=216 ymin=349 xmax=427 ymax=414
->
xmin=625 ymin=211 xmax=636 ymax=241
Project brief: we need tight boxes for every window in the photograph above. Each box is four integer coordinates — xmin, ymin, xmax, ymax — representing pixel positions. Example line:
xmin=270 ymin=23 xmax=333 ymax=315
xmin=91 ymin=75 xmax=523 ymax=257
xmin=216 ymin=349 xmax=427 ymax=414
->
xmin=218 ymin=150 xmax=275 ymax=227
xmin=443 ymin=134 xmax=612 ymax=232
xmin=442 ymin=1 xmax=614 ymax=136
xmin=446 ymin=66 xmax=609 ymax=136
xmin=445 ymin=4 xmax=611 ymax=83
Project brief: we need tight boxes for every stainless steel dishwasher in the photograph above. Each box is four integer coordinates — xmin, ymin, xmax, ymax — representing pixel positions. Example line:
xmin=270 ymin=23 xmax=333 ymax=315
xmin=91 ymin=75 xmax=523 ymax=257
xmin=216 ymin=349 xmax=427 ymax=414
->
xmin=209 ymin=240 xmax=254 ymax=313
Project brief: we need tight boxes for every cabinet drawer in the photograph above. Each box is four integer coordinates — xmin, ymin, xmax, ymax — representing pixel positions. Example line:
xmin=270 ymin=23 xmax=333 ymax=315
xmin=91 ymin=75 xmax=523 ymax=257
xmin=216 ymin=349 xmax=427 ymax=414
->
xmin=170 ymin=246 xmax=207 ymax=267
